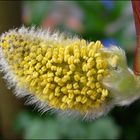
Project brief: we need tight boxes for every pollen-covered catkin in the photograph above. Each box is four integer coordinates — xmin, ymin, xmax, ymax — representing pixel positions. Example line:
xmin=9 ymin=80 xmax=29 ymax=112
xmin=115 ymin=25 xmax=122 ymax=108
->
xmin=2 ymin=28 xmax=136 ymax=119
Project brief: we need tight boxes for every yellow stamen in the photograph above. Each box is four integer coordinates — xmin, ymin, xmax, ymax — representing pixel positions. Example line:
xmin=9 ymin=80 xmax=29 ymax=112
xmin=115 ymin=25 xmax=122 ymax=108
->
xmin=0 ymin=31 xmax=115 ymax=114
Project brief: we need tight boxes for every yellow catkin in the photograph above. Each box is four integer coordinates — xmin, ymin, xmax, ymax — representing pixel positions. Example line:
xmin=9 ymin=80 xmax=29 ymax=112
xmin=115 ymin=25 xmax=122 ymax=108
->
xmin=0 ymin=32 xmax=116 ymax=114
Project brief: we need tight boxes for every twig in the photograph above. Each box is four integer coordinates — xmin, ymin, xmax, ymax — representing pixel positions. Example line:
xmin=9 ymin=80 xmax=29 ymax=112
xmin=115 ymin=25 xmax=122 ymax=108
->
xmin=131 ymin=0 xmax=140 ymax=75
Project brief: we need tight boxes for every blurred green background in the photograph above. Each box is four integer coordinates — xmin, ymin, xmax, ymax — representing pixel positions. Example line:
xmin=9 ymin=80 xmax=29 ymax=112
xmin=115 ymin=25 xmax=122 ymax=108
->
xmin=0 ymin=1 xmax=140 ymax=139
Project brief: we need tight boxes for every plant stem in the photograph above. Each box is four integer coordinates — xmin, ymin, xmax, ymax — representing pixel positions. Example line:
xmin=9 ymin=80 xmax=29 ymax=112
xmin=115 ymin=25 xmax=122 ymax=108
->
xmin=131 ymin=0 xmax=140 ymax=75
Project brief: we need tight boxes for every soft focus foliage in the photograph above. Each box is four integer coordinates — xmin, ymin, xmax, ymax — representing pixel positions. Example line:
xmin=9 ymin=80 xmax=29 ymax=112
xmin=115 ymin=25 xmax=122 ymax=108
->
xmin=14 ymin=110 xmax=120 ymax=139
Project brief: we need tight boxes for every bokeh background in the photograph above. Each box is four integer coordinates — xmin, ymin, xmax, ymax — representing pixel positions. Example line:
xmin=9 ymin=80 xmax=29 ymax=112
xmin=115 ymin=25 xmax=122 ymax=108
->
xmin=0 ymin=1 xmax=140 ymax=139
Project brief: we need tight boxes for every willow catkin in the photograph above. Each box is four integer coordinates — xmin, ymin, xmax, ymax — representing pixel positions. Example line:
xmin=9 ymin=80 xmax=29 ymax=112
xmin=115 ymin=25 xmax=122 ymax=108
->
xmin=0 ymin=27 xmax=140 ymax=119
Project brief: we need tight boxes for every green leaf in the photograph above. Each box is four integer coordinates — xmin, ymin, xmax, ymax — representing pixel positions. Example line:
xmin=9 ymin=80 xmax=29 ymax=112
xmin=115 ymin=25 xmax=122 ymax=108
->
xmin=87 ymin=116 xmax=121 ymax=139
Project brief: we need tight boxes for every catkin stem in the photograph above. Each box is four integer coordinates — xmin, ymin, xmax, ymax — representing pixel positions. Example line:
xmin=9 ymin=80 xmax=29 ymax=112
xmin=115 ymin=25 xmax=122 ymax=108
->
xmin=131 ymin=0 xmax=140 ymax=75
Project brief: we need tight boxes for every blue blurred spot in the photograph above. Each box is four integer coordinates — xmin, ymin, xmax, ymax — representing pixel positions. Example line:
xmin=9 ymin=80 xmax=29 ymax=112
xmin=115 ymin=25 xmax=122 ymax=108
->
xmin=101 ymin=38 xmax=118 ymax=48
xmin=101 ymin=0 xmax=114 ymax=10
